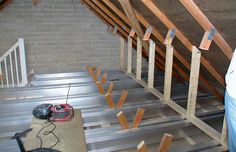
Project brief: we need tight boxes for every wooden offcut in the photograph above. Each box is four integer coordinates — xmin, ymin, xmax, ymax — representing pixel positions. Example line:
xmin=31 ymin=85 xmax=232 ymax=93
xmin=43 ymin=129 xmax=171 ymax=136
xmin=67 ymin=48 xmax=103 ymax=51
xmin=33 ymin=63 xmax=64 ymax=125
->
xmin=164 ymin=29 xmax=176 ymax=45
xmin=117 ymin=111 xmax=129 ymax=129
xmin=143 ymin=27 xmax=153 ymax=41
xmin=157 ymin=133 xmax=173 ymax=152
xmin=101 ymin=72 xmax=108 ymax=84
xmin=87 ymin=66 xmax=98 ymax=82
xmin=132 ymin=108 xmax=145 ymax=128
xmin=106 ymin=81 xmax=114 ymax=94
xmin=199 ymin=28 xmax=217 ymax=50
xmin=129 ymin=29 xmax=136 ymax=37
xmin=96 ymin=67 xmax=102 ymax=78
xmin=104 ymin=93 xmax=115 ymax=108
xmin=117 ymin=90 xmax=128 ymax=108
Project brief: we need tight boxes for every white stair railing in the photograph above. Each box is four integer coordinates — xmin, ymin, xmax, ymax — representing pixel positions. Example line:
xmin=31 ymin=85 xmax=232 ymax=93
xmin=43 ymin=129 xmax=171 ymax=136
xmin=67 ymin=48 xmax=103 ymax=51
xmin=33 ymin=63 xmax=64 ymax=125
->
xmin=0 ymin=38 xmax=28 ymax=88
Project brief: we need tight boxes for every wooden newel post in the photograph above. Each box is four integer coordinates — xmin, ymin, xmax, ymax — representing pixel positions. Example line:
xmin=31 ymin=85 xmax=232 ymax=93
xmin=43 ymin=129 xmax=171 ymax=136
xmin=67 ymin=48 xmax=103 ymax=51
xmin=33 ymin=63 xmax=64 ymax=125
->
xmin=187 ymin=46 xmax=201 ymax=118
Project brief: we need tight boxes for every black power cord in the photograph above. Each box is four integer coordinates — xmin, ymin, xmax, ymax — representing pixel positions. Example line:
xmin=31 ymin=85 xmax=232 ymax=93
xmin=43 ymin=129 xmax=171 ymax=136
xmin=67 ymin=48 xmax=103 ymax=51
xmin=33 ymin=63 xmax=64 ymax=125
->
xmin=35 ymin=120 xmax=59 ymax=150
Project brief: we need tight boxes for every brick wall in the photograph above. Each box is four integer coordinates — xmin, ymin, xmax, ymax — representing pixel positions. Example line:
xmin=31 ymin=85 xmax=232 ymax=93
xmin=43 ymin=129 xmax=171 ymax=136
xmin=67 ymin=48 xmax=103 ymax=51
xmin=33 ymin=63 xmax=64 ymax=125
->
xmin=0 ymin=0 xmax=122 ymax=74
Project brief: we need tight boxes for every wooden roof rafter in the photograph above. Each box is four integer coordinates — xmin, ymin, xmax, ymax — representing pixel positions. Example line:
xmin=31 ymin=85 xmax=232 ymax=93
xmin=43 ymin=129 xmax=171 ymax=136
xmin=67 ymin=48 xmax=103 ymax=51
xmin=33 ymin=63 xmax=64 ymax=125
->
xmin=141 ymin=0 xmax=225 ymax=88
xmin=102 ymin=0 xmax=223 ymax=99
xmin=179 ymin=0 xmax=233 ymax=59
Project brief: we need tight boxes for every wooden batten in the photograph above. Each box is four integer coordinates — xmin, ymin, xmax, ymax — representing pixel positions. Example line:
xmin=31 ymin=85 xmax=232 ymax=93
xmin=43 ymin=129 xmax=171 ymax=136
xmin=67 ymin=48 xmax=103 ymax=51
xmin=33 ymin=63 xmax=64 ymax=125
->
xmin=117 ymin=90 xmax=128 ymax=108
xmin=136 ymin=37 xmax=142 ymax=80
xmin=187 ymin=46 xmax=201 ymax=118
xmin=87 ymin=66 xmax=98 ymax=82
xmin=148 ymin=39 xmax=155 ymax=88
xmin=120 ymin=37 xmax=125 ymax=69
xmin=127 ymin=36 xmax=133 ymax=73
xmin=117 ymin=111 xmax=129 ymax=129
xmin=96 ymin=67 xmax=102 ymax=78
xmin=101 ymin=72 xmax=108 ymax=84
xmin=132 ymin=108 xmax=145 ymax=128
xmin=163 ymin=45 xmax=174 ymax=100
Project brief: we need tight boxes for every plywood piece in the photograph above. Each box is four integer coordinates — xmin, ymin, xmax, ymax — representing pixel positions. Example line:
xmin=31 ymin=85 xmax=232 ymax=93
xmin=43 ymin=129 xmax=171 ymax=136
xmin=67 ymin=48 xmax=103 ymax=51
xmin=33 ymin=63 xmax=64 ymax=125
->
xmin=164 ymin=29 xmax=176 ymax=45
xmin=24 ymin=110 xmax=86 ymax=152
xmin=104 ymin=93 xmax=115 ymax=108
xmin=117 ymin=90 xmax=128 ymax=108
xmin=163 ymin=45 xmax=174 ymax=100
xmin=117 ymin=111 xmax=129 ymax=129
xmin=148 ymin=39 xmax=155 ymax=88
xmin=96 ymin=81 xmax=105 ymax=94
xmin=137 ymin=140 xmax=148 ymax=152
xmin=157 ymin=133 xmax=173 ymax=152
xmin=132 ymin=108 xmax=145 ymax=128
xmin=199 ymin=28 xmax=217 ymax=50
xmin=143 ymin=27 xmax=153 ymax=41
xmin=187 ymin=46 xmax=201 ymax=117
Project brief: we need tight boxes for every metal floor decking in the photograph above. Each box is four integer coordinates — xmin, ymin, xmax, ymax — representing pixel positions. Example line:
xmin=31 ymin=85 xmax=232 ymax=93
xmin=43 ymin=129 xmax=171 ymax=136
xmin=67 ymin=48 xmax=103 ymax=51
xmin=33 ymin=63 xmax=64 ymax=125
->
xmin=0 ymin=69 xmax=224 ymax=152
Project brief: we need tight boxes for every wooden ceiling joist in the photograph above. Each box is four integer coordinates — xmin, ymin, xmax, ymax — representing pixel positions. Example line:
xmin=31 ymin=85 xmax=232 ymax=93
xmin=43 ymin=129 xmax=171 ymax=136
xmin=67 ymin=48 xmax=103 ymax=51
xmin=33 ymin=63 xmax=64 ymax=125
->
xmin=179 ymin=0 xmax=233 ymax=59
xmin=141 ymin=0 xmax=225 ymax=87
xmin=102 ymin=0 xmax=223 ymax=99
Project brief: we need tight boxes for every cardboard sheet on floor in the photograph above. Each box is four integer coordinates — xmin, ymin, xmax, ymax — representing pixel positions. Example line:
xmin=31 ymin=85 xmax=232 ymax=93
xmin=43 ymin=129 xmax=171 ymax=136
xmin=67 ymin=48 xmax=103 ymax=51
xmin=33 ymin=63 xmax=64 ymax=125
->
xmin=24 ymin=110 xmax=87 ymax=152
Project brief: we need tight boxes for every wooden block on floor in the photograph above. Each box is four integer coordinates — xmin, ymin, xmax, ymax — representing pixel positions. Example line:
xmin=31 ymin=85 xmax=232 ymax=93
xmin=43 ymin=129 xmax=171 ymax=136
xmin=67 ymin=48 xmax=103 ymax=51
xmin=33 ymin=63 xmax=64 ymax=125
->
xmin=117 ymin=90 xmax=128 ymax=108
xmin=157 ymin=133 xmax=173 ymax=152
xmin=117 ymin=111 xmax=129 ymax=129
xmin=24 ymin=110 xmax=87 ymax=152
xmin=132 ymin=108 xmax=145 ymax=128
xmin=137 ymin=140 xmax=148 ymax=152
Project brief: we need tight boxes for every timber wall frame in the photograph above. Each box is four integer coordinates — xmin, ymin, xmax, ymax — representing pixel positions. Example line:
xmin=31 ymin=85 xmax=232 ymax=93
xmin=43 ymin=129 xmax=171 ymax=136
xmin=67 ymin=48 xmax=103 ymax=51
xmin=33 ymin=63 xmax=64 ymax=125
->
xmin=81 ymin=0 xmax=229 ymax=149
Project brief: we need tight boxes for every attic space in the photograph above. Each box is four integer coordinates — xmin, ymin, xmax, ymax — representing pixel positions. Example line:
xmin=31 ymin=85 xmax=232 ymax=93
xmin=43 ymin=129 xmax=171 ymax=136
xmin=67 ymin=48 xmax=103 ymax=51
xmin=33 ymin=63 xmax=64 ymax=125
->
xmin=0 ymin=0 xmax=235 ymax=152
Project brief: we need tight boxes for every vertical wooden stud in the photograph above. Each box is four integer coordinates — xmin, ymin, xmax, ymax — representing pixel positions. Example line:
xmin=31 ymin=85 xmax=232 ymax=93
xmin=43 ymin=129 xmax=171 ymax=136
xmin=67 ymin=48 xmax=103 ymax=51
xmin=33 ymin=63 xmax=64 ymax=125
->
xmin=157 ymin=133 xmax=173 ymax=152
xmin=132 ymin=108 xmax=145 ymax=128
xmin=117 ymin=90 xmax=128 ymax=108
xmin=163 ymin=45 xmax=174 ymax=100
xmin=127 ymin=36 xmax=132 ymax=73
xmin=137 ymin=140 xmax=148 ymax=152
xmin=120 ymin=37 xmax=125 ymax=69
xmin=148 ymin=39 xmax=155 ymax=88
xmin=136 ymin=37 xmax=142 ymax=80
xmin=117 ymin=111 xmax=129 ymax=129
xmin=187 ymin=46 xmax=201 ymax=118
xmin=104 ymin=93 xmax=115 ymax=108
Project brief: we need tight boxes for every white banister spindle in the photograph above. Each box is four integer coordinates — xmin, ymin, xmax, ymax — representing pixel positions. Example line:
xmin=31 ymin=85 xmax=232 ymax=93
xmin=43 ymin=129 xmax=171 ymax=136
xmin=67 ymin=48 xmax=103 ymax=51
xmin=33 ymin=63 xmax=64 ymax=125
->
xmin=14 ymin=49 xmax=19 ymax=86
xmin=4 ymin=58 xmax=9 ymax=87
xmin=9 ymin=53 xmax=14 ymax=87
xmin=18 ymin=38 xmax=28 ymax=86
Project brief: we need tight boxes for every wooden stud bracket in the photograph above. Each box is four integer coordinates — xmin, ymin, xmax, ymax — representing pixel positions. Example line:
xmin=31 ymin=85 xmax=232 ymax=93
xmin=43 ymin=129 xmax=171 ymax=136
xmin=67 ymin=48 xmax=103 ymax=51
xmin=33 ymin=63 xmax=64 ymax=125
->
xmin=129 ymin=28 xmax=136 ymax=37
xmin=164 ymin=29 xmax=176 ymax=45
xmin=143 ymin=27 xmax=153 ymax=41
xmin=199 ymin=28 xmax=217 ymax=50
